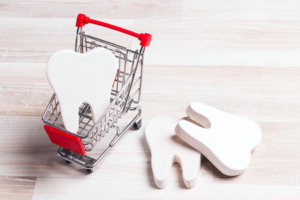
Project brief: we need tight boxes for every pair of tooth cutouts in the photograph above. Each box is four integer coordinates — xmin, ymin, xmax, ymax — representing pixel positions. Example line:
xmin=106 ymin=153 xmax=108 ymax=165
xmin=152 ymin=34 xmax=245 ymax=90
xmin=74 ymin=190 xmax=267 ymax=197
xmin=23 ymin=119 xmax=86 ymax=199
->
xmin=175 ymin=102 xmax=262 ymax=176
xmin=145 ymin=116 xmax=202 ymax=189
xmin=146 ymin=103 xmax=261 ymax=189
xmin=47 ymin=48 xmax=117 ymax=133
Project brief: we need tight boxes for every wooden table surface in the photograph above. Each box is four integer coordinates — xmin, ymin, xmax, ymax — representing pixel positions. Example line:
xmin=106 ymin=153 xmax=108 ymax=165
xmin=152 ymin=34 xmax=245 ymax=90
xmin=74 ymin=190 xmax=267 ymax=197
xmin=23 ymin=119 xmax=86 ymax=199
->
xmin=1 ymin=0 xmax=300 ymax=199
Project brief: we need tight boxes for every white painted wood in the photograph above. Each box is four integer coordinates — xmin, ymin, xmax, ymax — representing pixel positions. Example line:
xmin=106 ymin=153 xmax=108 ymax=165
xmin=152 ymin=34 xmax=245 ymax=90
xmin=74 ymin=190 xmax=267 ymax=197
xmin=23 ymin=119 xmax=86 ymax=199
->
xmin=1 ymin=116 xmax=300 ymax=199
xmin=0 ymin=176 xmax=36 ymax=200
xmin=183 ymin=0 xmax=300 ymax=21
xmin=1 ymin=0 xmax=300 ymax=199
xmin=132 ymin=40 xmax=300 ymax=67
xmin=1 ymin=116 xmax=300 ymax=185
xmin=1 ymin=63 xmax=300 ymax=123
xmin=47 ymin=48 xmax=117 ymax=133
xmin=175 ymin=102 xmax=262 ymax=176
xmin=145 ymin=116 xmax=201 ymax=189
xmin=0 ymin=0 xmax=182 ymax=21
xmin=0 ymin=18 xmax=135 ymax=63
xmin=32 ymin=178 xmax=300 ymax=200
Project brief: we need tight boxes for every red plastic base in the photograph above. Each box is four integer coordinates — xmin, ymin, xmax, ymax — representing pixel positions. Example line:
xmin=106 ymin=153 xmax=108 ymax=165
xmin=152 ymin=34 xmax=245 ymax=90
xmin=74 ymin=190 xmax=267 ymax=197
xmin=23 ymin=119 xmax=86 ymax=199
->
xmin=44 ymin=125 xmax=86 ymax=155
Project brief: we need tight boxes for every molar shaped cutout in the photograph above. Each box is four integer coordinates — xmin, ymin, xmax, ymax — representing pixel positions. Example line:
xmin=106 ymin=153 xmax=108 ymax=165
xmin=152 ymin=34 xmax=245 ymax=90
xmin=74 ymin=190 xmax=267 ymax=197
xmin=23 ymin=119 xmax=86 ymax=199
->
xmin=145 ymin=116 xmax=202 ymax=189
xmin=175 ymin=102 xmax=262 ymax=176
xmin=47 ymin=48 xmax=117 ymax=133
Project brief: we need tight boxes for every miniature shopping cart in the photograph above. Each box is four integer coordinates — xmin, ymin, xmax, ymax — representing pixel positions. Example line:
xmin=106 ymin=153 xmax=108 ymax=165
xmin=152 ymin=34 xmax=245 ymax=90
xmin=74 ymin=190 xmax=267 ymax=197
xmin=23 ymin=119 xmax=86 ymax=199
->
xmin=42 ymin=14 xmax=151 ymax=173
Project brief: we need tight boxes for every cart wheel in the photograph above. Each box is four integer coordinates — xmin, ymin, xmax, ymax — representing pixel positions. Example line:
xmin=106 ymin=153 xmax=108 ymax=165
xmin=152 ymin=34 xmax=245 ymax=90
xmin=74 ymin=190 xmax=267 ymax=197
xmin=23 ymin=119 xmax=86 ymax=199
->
xmin=133 ymin=119 xmax=142 ymax=130
xmin=86 ymin=168 xmax=94 ymax=173
xmin=65 ymin=160 xmax=71 ymax=164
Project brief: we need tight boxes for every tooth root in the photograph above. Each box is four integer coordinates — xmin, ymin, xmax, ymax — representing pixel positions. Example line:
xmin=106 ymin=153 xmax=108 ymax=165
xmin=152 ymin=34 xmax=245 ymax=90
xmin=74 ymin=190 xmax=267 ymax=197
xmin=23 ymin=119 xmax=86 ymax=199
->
xmin=186 ymin=103 xmax=212 ymax=128
xmin=175 ymin=120 xmax=207 ymax=148
xmin=179 ymin=154 xmax=201 ymax=189
xmin=88 ymin=99 xmax=110 ymax=125
xmin=145 ymin=116 xmax=202 ymax=189
xmin=151 ymin=154 xmax=173 ymax=189
xmin=47 ymin=48 xmax=117 ymax=133
xmin=59 ymin=99 xmax=81 ymax=134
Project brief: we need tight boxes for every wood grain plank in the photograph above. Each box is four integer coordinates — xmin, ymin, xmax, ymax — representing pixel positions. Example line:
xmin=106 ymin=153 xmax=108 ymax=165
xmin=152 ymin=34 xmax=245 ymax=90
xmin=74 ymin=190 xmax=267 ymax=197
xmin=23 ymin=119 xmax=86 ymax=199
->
xmin=135 ymin=20 xmax=300 ymax=51
xmin=0 ymin=0 xmax=182 ymax=21
xmin=132 ymin=14 xmax=300 ymax=66
xmin=1 ymin=63 xmax=300 ymax=124
xmin=0 ymin=63 xmax=52 ymax=116
xmin=0 ymin=116 xmax=299 ymax=186
xmin=32 ymin=178 xmax=300 ymax=200
xmin=140 ymin=65 xmax=300 ymax=123
xmin=0 ymin=176 xmax=36 ymax=200
xmin=0 ymin=18 xmax=135 ymax=63
xmin=132 ymin=39 xmax=300 ymax=66
xmin=0 ymin=0 xmax=299 ymax=199
xmin=183 ymin=0 xmax=300 ymax=21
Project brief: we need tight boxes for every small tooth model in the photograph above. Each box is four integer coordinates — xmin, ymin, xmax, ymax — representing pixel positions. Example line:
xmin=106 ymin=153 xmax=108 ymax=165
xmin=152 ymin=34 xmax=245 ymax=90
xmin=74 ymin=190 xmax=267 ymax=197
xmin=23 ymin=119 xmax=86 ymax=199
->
xmin=47 ymin=48 xmax=117 ymax=133
xmin=145 ymin=116 xmax=202 ymax=189
xmin=175 ymin=102 xmax=262 ymax=176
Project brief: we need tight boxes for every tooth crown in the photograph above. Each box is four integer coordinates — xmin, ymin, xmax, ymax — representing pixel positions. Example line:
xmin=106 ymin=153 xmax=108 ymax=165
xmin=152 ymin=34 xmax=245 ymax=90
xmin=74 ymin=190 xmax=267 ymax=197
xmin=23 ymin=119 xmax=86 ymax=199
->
xmin=175 ymin=102 xmax=262 ymax=176
xmin=47 ymin=48 xmax=117 ymax=133
xmin=145 ymin=116 xmax=202 ymax=189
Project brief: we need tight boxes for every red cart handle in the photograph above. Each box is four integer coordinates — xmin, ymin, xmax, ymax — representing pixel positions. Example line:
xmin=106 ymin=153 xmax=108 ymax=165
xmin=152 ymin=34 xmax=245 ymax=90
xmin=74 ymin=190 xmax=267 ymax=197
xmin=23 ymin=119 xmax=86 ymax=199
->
xmin=76 ymin=14 xmax=151 ymax=47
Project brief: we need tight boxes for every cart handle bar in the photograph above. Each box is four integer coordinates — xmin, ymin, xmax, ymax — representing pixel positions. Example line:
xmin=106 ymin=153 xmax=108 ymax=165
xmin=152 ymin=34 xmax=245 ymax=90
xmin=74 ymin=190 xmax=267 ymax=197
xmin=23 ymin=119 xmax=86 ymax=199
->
xmin=76 ymin=14 xmax=151 ymax=47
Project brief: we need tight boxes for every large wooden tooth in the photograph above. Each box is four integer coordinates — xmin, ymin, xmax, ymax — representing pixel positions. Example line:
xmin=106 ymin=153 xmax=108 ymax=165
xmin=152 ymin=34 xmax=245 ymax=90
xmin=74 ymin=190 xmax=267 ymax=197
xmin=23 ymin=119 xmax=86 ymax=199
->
xmin=47 ymin=48 xmax=117 ymax=133
xmin=145 ymin=116 xmax=202 ymax=189
xmin=175 ymin=102 xmax=262 ymax=176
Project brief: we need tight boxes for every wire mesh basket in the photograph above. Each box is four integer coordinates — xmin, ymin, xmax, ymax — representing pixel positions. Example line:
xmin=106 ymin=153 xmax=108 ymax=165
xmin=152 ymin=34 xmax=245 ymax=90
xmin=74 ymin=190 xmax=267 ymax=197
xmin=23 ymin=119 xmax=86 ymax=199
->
xmin=42 ymin=14 xmax=151 ymax=173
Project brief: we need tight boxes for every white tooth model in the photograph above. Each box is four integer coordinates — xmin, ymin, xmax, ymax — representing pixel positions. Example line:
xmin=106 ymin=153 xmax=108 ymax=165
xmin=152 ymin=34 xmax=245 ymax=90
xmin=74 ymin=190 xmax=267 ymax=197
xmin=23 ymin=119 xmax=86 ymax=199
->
xmin=175 ymin=102 xmax=262 ymax=176
xmin=145 ymin=116 xmax=202 ymax=189
xmin=47 ymin=48 xmax=117 ymax=133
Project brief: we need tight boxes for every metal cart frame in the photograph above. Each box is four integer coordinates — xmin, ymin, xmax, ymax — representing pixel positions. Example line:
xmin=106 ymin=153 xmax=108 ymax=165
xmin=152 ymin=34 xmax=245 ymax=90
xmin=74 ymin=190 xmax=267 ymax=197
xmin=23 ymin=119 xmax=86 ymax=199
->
xmin=42 ymin=14 xmax=151 ymax=173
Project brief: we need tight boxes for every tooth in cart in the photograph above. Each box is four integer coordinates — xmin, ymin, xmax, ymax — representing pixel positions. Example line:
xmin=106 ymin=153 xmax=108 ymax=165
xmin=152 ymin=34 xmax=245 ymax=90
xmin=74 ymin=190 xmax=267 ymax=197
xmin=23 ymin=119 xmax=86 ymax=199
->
xmin=46 ymin=47 xmax=118 ymax=133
